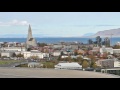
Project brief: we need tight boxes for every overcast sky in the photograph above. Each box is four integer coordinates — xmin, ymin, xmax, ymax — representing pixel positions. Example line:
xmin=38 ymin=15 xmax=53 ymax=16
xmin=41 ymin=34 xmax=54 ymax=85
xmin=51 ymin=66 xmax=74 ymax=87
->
xmin=0 ymin=12 xmax=120 ymax=37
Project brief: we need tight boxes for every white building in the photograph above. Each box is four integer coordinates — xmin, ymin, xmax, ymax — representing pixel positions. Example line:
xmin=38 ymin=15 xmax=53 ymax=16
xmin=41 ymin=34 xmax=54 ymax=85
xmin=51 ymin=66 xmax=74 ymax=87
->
xmin=116 ymin=42 xmax=120 ymax=46
xmin=114 ymin=60 xmax=120 ymax=68
xmin=1 ymin=51 xmax=14 ymax=57
xmin=53 ymin=51 xmax=61 ymax=56
xmin=100 ymin=47 xmax=113 ymax=54
xmin=61 ymin=55 xmax=68 ymax=58
xmin=55 ymin=62 xmax=82 ymax=70
xmin=23 ymin=51 xmax=49 ymax=59
xmin=95 ymin=59 xmax=120 ymax=68
xmin=53 ymin=44 xmax=63 ymax=49
xmin=113 ymin=49 xmax=120 ymax=54
xmin=0 ymin=47 xmax=26 ymax=52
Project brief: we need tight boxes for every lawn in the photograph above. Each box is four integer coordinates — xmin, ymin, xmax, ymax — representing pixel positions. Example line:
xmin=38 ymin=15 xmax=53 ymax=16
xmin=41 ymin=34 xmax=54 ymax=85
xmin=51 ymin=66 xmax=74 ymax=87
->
xmin=0 ymin=60 xmax=24 ymax=65
xmin=42 ymin=61 xmax=56 ymax=68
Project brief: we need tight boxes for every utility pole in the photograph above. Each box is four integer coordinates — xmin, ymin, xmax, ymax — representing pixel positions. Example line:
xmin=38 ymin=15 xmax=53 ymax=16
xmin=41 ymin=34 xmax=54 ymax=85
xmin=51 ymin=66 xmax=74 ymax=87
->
xmin=106 ymin=34 xmax=114 ymax=47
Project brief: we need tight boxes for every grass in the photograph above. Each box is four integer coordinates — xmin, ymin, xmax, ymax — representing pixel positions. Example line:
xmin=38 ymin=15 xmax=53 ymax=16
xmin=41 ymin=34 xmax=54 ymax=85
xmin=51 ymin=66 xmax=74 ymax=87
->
xmin=16 ymin=61 xmax=56 ymax=68
xmin=42 ymin=61 xmax=56 ymax=68
xmin=16 ymin=64 xmax=28 ymax=67
xmin=0 ymin=60 xmax=24 ymax=65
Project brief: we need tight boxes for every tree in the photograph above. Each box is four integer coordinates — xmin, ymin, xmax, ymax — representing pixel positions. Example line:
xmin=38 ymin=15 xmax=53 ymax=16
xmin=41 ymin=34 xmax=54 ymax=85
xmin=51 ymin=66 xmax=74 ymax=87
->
xmin=96 ymin=36 xmax=102 ymax=47
xmin=88 ymin=55 xmax=96 ymax=61
xmin=57 ymin=55 xmax=61 ymax=61
xmin=16 ymin=54 xmax=23 ymax=58
xmin=88 ymin=39 xmax=93 ymax=44
xmin=90 ymin=61 xmax=97 ymax=68
xmin=27 ymin=48 xmax=31 ymax=51
xmin=82 ymin=60 xmax=89 ymax=68
xmin=104 ymin=37 xmax=110 ymax=47
xmin=102 ymin=52 xmax=108 ymax=59
xmin=12 ymin=53 xmax=16 ymax=57
xmin=74 ymin=49 xmax=78 ymax=56
xmin=38 ymin=43 xmax=47 ymax=47
xmin=77 ymin=56 xmax=83 ymax=65
xmin=30 ymin=56 xmax=39 ymax=60
xmin=113 ymin=45 xmax=120 ymax=49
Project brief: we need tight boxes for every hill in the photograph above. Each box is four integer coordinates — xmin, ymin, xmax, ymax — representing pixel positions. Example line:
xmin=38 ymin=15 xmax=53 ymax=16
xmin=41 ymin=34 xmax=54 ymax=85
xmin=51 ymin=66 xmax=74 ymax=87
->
xmin=90 ymin=28 xmax=120 ymax=38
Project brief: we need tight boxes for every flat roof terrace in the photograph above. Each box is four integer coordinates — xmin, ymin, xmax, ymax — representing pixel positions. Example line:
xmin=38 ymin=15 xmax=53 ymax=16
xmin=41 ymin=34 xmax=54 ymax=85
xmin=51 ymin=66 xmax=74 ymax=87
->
xmin=0 ymin=67 xmax=119 ymax=78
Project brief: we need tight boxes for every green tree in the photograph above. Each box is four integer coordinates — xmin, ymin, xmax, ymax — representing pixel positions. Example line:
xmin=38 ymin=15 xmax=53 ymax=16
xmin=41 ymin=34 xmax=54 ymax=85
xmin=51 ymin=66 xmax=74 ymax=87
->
xmin=27 ymin=48 xmax=31 ymax=51
xmin=12 ymin=53 xmax=16 ymax=57
xmin=57 ymin=55 xmax=61 ymax=61
xmin=96 ymin=36 xmax=102 ymax=47
xmin=30 ymin=56 xmax=39 ymax=60
xmin=74 ymin=49 xmax=78 ymax=56
xmin=82 ymin=60 xmax=89 ymax=68
xmin=16 ymin=54 xmax=23 ymax=58
xmin=88 ymin=39 xmax=93 ymax=44
xmin=90 ymin=61 xmax=97 ymax=68
xmin=77 ymin=56 xmax=83 ymax=65
xmin=38 ymin=43 xmax=47 ymax=47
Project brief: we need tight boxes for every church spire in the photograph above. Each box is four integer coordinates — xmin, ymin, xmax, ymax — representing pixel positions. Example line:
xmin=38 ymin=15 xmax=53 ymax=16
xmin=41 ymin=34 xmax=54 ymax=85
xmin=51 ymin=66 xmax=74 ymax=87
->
xmin=27 ymin=24 xmax=33 ymax=40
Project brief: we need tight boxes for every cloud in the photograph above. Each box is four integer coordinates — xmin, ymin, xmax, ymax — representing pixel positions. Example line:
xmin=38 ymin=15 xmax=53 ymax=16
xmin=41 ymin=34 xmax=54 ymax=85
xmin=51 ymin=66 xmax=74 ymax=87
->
xmin=95 ymin=25 xmax=120 ymax=27
xmin=71 ymin=24 xmax=120 ymax=27
xmin=0 ymin=20 xmax=29 ymax=26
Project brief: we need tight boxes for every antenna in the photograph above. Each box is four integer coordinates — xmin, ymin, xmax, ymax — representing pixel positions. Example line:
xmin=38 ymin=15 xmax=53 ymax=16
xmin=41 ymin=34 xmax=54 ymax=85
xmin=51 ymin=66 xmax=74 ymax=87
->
xmin=106 ymin=33 xmax=114 ymax=46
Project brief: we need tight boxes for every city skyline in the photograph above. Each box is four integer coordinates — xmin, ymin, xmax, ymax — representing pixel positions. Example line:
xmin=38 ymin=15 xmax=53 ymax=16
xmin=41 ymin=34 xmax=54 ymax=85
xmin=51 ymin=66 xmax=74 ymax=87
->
xmin=1 ymin=12 xmax=120 ymax=37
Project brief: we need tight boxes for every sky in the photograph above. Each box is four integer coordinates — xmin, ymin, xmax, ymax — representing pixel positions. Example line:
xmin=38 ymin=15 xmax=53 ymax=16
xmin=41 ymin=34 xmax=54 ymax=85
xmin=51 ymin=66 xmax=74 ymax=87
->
xmin=0 ymin=12 xmax=120 ymax=37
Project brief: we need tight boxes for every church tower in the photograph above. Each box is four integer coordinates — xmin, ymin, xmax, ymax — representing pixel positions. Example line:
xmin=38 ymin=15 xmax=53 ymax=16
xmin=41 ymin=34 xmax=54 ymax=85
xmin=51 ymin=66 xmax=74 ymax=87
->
xmin=27 ymin=25 xmax=33 ymax=41
xmin=26 ymin=24 xmax=37 ymax=49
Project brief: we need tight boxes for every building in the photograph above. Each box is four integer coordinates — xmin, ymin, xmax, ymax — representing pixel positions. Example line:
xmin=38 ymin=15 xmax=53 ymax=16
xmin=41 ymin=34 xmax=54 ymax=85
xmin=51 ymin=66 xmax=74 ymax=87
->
xmin=53 ymin=51 xmax=61 ymax=56
xmin=23 ymin=51 xmax=49 ymax=59
xmin=0 ymin=47 xmax=26 ymax=52
xmin=54 ymin=62 xmax=82 ymax=70
xmin=26 ymin=25 xmax=37 ymax=49
xmin=113 ymin=49 xmax=120 ymax=54
xmin=100 ymin=47 xmax=113 ymax=54
xmin=61 ymin=55 xmax=68 ymax=58
xmin=96 ymin=59 xmax=114 ymax=68
xmin=114 ymin=59 xmax=120 ymax=68
xmin=116 ymin=42 xmax=120 ymax=46
xmin=1 ymin=51 xmax=14 ymax=58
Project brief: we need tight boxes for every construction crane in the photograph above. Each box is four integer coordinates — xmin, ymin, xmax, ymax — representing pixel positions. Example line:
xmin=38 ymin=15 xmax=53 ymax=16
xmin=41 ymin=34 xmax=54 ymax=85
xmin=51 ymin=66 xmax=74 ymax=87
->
xmin=106 ymin=33 xmax=114 ymax=46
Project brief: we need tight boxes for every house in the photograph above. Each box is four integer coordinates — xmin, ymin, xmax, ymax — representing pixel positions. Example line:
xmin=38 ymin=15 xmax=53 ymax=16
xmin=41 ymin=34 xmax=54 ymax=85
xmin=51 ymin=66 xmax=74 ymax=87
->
xmin=114 ymin=59 xmax=120 ymax=68
xmin=116 ymin=42 xmax=120 ymax=46
xmin=1 ymin=51 xmax=14 ymax=58
xmin=70 ymin=45 xmax=78 ymax=50
xmin=23 ymin=51 xmax=49 ymax=59
xmin=113 ymin=49 xmax=120 ymax=54
xmin=93 ymin=47 xmax=100 ymax=51
xmin=53 ymin=51 xmax=61 ymax=56
xmin=0 ymin=47 xmax=26 ymax=52
xmin=54 ymin=62 xmax=82 ymax=70
xmin=77 ymin=49 xmax=85 ymax=55
xmin=61 ymin=55 xmax=68 ymax=58
xmin=53 ymin=44 xmax=63 ymax=49
xmin=88 ymin=50 xmax=99 ymax=55
xmin=100 ymin=47 xmax=113 ymax=54
xmin=96 ymin=59 xmax=114 ymax=68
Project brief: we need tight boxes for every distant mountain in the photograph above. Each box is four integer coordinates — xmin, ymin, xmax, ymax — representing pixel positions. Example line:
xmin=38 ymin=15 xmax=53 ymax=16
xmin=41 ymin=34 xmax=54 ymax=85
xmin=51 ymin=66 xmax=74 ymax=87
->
xmin=82 ymin=33 xmax=95 ymax=36
xmin=90 ymin=28 xmax=120 ymax=38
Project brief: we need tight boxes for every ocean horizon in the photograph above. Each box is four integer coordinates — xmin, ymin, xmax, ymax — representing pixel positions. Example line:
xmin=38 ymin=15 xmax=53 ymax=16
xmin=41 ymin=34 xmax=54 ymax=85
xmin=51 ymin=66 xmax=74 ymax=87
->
xmin=0 ymin=37 xmax=120 ymax=45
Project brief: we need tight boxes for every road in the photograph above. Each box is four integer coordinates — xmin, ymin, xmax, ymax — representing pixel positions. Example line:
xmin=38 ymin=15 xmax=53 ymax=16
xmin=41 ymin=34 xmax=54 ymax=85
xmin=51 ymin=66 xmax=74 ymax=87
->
xmin=0 ymin=67 xmax=119 ymax=78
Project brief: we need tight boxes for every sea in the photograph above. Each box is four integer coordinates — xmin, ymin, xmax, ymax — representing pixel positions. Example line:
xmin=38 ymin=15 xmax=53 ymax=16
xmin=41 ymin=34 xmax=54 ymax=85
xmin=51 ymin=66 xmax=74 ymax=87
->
xmin=0 ymin=37 xmax=120 ymax=45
